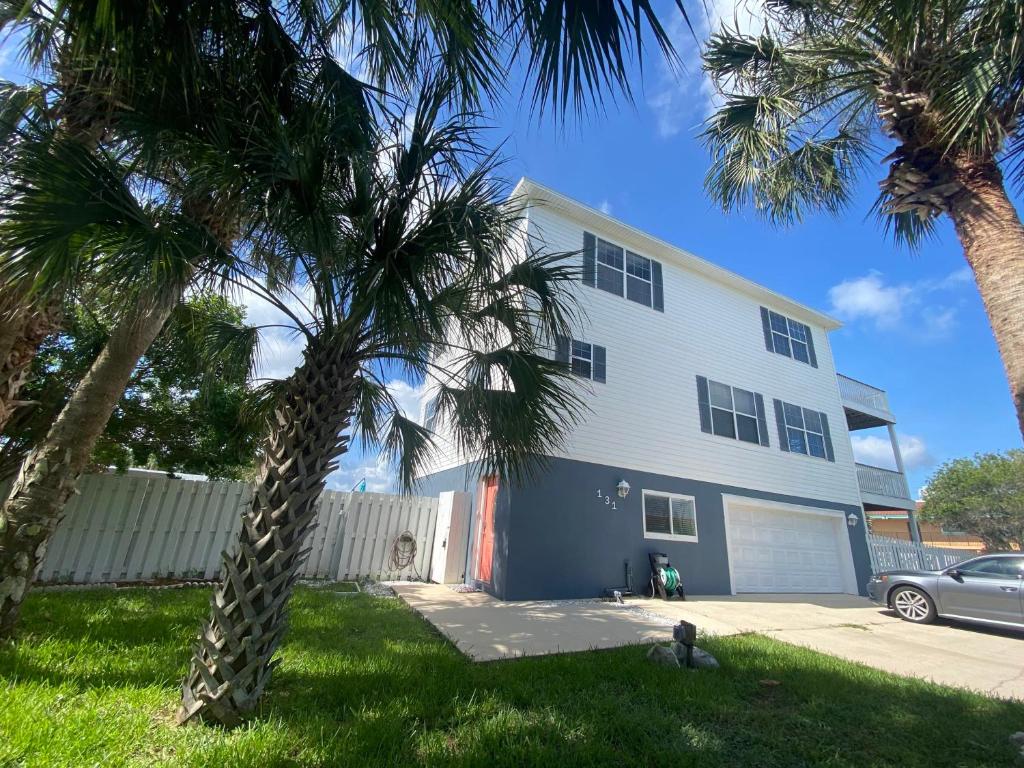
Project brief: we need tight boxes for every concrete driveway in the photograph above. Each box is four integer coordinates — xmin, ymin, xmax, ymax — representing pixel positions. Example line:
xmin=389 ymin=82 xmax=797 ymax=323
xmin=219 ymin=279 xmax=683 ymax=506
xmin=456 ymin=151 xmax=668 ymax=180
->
xmin=645 ymin=594 xmax=1024 ymax=700
xmin=393 ymin=582 xmax=672 ymax=661
xmin=393 ymin=584 xmax=1024 ymax=700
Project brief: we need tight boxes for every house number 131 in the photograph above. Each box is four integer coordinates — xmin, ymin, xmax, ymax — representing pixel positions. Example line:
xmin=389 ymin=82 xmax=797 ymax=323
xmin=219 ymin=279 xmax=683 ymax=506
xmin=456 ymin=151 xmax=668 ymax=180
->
xmin=596 ymin=489 xmax=617 ymax=509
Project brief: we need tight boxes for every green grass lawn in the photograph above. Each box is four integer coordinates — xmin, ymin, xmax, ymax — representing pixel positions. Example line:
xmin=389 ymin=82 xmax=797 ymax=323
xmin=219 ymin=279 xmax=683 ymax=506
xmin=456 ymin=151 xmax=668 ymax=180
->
xmin=1 ymin=587 xmax=1021 ymax=767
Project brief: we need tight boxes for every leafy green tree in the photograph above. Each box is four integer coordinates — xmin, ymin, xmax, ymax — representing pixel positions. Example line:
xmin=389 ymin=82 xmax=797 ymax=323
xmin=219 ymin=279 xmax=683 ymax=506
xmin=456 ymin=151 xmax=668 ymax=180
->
xmin=0 ymin=293 xmax=260 ymax=480
xmin=702 ymin=0 xmax=1024 ymax=437
xmin=919 ymin=451 xmax=1024 ymax=550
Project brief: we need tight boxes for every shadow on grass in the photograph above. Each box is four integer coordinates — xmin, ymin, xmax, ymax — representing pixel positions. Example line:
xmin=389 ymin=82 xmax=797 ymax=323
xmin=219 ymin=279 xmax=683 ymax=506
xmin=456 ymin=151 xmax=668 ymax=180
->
xmin=2 ymin=586 xmax=1022 ymax=767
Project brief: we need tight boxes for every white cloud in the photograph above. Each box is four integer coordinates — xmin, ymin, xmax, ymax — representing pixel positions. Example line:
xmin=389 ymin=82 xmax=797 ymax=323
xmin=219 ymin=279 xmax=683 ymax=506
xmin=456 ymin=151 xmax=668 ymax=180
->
xmin=324 ymin=380 xmax=426 ymax=493
xmin=646 ymin=0 xmax=764 ymax=138
xmin=328 ymin=453 xmax=394 ymax=493
xmin=386 ymin=379 xmax=428 ymax=422
xmin=851 ymin=433 xmax=933 ymax=471
xmin=598 ymin=199 xmax=613 ymax=216
xmin=828 ymin=272 xmax=911 ymax=328
xmin=828 ymin=268 xmax=973 ymax=339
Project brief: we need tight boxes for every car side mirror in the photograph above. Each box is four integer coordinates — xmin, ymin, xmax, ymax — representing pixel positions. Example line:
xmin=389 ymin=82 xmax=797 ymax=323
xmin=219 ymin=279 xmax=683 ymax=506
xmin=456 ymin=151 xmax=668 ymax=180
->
xmin=945 ymin=568 xmax=963 ymax=581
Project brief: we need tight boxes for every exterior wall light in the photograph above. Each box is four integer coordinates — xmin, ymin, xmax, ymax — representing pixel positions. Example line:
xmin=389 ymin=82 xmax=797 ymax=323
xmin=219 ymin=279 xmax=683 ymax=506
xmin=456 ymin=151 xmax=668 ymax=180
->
xmin=847 ymin=513 xmax=860 ymax=527
xmin=617 ymin=480 xmax=631 ymax=498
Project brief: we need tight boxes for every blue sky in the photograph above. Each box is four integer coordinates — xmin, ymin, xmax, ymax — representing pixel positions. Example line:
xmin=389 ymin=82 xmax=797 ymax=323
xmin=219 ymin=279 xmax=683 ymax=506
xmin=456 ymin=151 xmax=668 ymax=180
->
xmin=468 ymin=1 xmax=1022 ymax=498
xmin=3 ymin=4 xmax=1019 ymax=498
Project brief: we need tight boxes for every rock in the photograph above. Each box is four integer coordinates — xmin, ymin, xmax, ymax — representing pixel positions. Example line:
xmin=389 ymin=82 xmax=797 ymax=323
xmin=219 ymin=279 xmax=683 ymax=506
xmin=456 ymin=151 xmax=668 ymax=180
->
xmin=1010 ymin=731 xmax=1024 ymax=747
xmin=669 ymin=641 xmax=719 ymax=669
xmin=691 ymin=647 xmax=720 ymax=669
xmin=647 ymin=644 xmax=680 ymax=667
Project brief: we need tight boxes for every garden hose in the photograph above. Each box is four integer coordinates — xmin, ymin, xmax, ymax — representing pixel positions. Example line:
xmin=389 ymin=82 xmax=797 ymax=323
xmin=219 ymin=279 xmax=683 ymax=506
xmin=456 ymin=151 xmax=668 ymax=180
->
xmin=659 ymin=566 xmax=680 ymax=592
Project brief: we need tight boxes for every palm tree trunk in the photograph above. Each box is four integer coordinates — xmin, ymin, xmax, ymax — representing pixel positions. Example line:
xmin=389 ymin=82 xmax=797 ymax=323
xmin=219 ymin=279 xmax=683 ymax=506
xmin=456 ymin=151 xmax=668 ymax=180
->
xmin=177 ymin=340 xmax=358 ymax=727
xmin=0 ymin=290 xmax=178 ymax=636
xmin=0 ymin=298 xmax=62 ymax=435
xmin=947 ymin=159 xmax=1024 ymax=440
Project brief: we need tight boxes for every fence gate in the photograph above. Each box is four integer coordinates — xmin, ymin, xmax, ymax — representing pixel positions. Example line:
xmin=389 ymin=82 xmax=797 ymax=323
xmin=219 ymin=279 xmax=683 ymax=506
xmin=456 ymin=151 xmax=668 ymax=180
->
xmin=867 ymin=534 xmax=978 ymax=574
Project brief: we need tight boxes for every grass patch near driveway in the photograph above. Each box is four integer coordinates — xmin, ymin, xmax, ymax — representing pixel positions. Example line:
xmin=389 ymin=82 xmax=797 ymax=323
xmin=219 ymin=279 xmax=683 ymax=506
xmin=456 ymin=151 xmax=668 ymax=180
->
xmin=1 ymin=587 xmax=1020 ymax=767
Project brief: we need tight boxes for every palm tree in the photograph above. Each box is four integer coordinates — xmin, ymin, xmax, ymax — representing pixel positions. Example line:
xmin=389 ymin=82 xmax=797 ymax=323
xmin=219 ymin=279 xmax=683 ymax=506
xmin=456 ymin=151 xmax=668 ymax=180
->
xmin=0 ymin=0 xmax=690 ymax=636
xmin=0 ymin=0 xmax=373 ymax=634
xmin=176 ymin=77 xmax=585 ymax=726
xmin=702 ymin=0 xmax=1024 ymax=437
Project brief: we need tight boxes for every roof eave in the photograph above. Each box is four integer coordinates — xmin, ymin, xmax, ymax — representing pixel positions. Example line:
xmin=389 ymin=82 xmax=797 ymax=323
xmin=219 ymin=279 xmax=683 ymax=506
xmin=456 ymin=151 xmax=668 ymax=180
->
xmin=510 ymin=177 xmax=843 ymax=332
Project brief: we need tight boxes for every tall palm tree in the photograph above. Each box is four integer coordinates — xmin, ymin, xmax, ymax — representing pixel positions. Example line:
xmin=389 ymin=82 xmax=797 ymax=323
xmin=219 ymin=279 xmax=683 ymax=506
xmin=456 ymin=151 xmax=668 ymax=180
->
xmin=702 ymin=0 xmax=1024 ymax=437
xmin=177 ymin=77 xmax=584 ymax=726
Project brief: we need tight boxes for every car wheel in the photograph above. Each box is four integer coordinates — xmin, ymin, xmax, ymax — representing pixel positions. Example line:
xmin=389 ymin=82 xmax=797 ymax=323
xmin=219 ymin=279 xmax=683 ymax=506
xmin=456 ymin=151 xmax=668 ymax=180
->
xmin=890 ymin=586 xmax=936 ymax=624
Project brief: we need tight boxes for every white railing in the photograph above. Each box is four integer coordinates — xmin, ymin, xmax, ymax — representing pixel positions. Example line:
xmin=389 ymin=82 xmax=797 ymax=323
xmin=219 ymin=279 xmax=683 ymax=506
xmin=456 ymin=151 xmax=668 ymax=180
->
xmin=837 ymin=374 xmax=891 ymax=415
xmin=868 ymin=534 xmax=978 ymax=574
xmin=856 ymin=463 xmax=911 ymax=500
xmin=35 ymin=472 xmax=438 ymax=584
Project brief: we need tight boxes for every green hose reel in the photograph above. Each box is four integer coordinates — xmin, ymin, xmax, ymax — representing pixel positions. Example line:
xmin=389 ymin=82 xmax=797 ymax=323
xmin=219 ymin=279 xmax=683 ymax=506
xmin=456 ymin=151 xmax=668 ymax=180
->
xmin=659 ymin=566 xmax=680 ymax=592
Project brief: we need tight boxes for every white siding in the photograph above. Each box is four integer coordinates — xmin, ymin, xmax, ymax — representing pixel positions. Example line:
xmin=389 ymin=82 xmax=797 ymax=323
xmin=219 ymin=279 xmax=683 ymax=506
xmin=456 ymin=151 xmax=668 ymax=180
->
xmin=525 ymin=204 xmax=861 ymax=506
xmin=417 ymin=189 xmax=863 ymax=509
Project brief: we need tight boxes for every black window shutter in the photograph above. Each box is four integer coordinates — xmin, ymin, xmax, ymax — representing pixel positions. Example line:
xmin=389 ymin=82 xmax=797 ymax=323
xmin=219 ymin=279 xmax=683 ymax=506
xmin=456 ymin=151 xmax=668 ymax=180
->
xmin=820 ymin=411 xmax=835 ymax=462
xmin=696 ymin=376 xmax=712 ymax=434
xmin=760 ymin=307 xmax=774 ymax=352
xmin=555 ymin=335 xmax=570 ymax=363
xmin=773 ymin=399 xmax=789 ymax=451
xmin=754 ymin=393 xmax=770 ymax=447
xmin=582 ymin=232 xmax=596 ymax=287
xmin=804 ymin=323 xmax=818 ymax=368
xmin=592 ymin=345 xmax=606 ymax=382
xmin=652 ymin=260 xmax=664 ymax=312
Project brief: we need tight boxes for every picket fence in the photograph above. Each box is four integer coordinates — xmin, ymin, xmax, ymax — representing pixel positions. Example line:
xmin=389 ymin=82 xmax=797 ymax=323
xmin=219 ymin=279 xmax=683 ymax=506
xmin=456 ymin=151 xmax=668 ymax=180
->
xmin=32 ymin=472 xmax=438 ymax=584
xmin=867 ymin=534 xmax=977 ymax=573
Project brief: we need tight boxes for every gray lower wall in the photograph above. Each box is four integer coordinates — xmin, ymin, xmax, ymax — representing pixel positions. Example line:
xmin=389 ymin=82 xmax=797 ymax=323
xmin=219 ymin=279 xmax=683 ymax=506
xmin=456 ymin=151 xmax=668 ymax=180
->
xmin=416 ymin=456 xmax=871 ymax=601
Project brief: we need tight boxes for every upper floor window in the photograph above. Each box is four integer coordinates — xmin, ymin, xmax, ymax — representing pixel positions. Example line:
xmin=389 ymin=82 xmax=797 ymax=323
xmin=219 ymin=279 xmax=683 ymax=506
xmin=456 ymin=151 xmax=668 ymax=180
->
xmin=423 ymin=396 xmax=439 ymax=432
xmin=556 ymin=336 xmax=606 ymax=383
xmin=760 ymin=307 xmax=817 ymax=368
xmin=583 ymin=231 xmax=664 ymax=311
xmin=773 ymin=399 xmax=835 ymax=462
xmin=696 ymin=376 xmax=769 ymax=447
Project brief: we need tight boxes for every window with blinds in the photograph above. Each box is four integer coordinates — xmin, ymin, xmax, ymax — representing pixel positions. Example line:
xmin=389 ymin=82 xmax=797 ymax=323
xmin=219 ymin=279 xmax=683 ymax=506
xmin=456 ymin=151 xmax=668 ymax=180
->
xmin=642 ymin=491 xmax=698 ymax=542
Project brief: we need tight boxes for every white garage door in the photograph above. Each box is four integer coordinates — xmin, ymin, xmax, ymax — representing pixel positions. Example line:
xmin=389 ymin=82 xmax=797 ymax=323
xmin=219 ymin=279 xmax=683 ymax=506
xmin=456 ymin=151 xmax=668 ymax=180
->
xmin=726 ymin=504 xmax=847 ymax=593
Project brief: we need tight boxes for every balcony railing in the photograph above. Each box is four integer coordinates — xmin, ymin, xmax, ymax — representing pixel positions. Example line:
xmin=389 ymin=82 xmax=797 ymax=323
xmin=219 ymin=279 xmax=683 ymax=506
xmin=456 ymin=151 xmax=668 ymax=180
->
xmin=856 ymin=463 xmax=912 ymax=502
xmin=838 ymin=374 xmax=891 ymax=415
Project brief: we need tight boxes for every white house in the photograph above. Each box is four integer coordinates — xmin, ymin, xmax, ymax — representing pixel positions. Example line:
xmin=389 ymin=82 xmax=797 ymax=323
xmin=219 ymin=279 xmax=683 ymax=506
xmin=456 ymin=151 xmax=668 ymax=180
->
xmin=416 ymin=178 xmax=916 ymax=600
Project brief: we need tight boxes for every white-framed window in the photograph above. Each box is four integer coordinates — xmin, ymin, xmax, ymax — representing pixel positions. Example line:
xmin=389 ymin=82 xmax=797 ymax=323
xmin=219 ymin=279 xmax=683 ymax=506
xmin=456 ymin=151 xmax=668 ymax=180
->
xmin=768 ymin=310 xmax=812 ymax=365
xmin=596 ymin=238 xmax=624 ymax=296
xmin=423 ymin=396 xmax=439 ymax=432
xmin=642 ymin=490 xmax=698 ymax=542
xmin=556 ymin=336 xmax=607 ymax=383
xmin=570 ymin=340 xmax=593 ymax=379
xmin=625 ymin=251 xmax=653 ymax=307
xmin=780 ymin=402 xmax=827 ymax=458
xmin=588 ymin=234 xmax=661 ymax=310
xmin=709 ymin=380 xmax=763 ymax=444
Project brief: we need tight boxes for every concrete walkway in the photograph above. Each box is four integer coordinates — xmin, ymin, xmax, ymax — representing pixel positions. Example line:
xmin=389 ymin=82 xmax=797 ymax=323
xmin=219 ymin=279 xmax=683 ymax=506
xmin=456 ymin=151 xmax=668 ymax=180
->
xmin=645 ymin=594 xmax=1024 ymax=700
xmin=392 ymin=582 xmax=672 ymax=661
xmin=393 ymin=585 xmax=1024 ymax=699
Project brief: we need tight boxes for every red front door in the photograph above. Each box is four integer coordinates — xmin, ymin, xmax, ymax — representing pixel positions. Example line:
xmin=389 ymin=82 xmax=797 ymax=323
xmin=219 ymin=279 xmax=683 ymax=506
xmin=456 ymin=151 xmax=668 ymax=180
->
xmin=475 ymin=476 xmax=498 ymax=583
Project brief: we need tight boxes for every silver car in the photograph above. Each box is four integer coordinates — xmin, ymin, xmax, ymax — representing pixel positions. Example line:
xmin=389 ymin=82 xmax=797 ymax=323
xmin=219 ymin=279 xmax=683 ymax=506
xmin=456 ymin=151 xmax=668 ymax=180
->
xmin=867 ymin=552 xmax=1024 ymax=628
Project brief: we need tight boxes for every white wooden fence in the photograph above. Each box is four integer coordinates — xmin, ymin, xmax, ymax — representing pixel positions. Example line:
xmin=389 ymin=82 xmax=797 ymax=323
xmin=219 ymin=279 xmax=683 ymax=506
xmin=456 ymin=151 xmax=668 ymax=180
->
xmin=867 ymin=534 xmax=978 ymax=573
xmin=30 ymin=472 xmax=438 ymax=584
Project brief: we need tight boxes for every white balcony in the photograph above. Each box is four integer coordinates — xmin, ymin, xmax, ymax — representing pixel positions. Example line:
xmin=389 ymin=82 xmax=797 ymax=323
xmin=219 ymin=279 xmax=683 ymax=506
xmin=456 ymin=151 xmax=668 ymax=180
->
xmin=856 ymin=463 xmax=915 ymax=511
xmin=838 ymin=374 xmax=895 ymax=429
